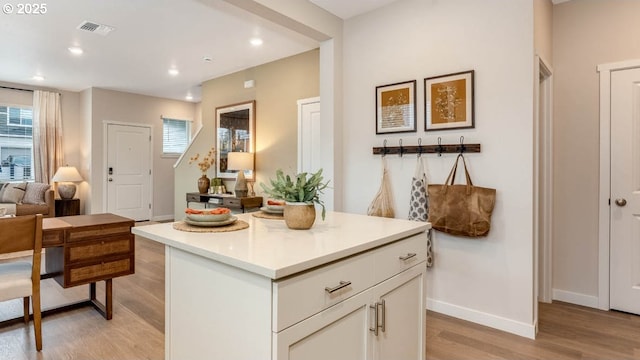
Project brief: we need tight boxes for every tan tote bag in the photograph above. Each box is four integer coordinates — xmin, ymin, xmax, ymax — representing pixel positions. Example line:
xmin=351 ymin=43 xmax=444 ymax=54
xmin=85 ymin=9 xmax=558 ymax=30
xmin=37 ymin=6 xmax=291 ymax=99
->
xmin=427 ymin=154 xmax=496 ymax=237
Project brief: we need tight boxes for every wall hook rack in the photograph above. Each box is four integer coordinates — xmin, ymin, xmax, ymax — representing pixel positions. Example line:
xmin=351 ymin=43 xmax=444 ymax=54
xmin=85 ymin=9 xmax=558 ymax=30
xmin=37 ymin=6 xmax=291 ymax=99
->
xmin=372 ymin=138 xmax=481 ymax=156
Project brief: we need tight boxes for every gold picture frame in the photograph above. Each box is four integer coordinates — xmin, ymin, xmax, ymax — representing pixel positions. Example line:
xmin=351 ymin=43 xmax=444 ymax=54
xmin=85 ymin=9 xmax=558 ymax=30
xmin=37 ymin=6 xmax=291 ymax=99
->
xmin=375 ymin=80 xmax=417 ymax=134
xmin=424 ymin=70 xmax=474 ymax=131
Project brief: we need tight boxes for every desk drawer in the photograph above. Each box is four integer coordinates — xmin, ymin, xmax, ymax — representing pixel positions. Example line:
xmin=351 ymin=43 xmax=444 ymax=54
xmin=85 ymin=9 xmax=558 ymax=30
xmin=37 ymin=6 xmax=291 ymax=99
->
xmin=223 ymin=197 xmax=242 ymax=208
xmin=67 ymin=256 xmax=133 ymax=286
xmin=43 ymin=229 xmax=64 ymax=247
xmin=67 ymin=237 xmax=133 ymax=263
xmin=186 ymin=193 xmax=202 ymax=202
xmin=67 ymin=224 xmax=131 ymax=242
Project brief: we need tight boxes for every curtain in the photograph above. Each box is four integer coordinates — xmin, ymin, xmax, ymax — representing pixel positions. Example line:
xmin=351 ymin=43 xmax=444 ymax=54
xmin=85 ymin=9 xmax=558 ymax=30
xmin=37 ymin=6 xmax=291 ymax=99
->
xmin=32 ymin=90 xmax=64 ymax=183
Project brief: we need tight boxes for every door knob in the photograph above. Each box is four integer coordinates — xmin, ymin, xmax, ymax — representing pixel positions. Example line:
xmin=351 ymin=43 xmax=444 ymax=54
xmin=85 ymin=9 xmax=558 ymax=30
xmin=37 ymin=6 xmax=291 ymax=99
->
xmin=615 ymin=198 xmax=627 ymax=207
xmin=108 ymin=178 xmax=113 ymax=182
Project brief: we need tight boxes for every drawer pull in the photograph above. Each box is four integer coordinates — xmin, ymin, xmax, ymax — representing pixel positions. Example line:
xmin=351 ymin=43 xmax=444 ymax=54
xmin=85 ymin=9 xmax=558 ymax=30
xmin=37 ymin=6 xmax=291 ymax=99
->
xmin=324 ymin=280 xmax=351 ymax=294
xmin=399 ymin=253 xmax=417 ymax=261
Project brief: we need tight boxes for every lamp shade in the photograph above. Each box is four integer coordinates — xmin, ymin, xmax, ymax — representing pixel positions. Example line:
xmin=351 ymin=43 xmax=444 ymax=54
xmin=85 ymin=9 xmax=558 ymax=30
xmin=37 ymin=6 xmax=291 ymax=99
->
xmin=227 ymin=152 xmax=253 ymax=198
xmin=52 ymin=166 xmax=83 ymax=182
xmin=52 ymin=166 xmax=83 ymax=200
xmin=227 ymin=152 xmax=253 ymax=171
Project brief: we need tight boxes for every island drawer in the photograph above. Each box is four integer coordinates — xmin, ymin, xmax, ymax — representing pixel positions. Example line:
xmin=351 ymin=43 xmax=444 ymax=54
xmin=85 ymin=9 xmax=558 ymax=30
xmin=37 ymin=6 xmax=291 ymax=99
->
xmin=373 ymin=233 xmax=428 ymax=284
xmin=272 ymin=249 xmax=376 ymax=332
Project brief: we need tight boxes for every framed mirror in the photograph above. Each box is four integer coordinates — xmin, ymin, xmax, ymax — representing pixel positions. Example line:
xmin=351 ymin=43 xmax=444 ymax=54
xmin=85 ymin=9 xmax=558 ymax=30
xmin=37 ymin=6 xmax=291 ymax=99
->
xmin=216 ymin=100 xmax=255 ymax=179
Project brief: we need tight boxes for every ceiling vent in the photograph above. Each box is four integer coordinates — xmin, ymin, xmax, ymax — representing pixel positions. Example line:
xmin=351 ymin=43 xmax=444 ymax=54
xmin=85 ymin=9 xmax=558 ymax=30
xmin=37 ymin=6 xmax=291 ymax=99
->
xmin=77 ymin=20 xmax=115 ymax=36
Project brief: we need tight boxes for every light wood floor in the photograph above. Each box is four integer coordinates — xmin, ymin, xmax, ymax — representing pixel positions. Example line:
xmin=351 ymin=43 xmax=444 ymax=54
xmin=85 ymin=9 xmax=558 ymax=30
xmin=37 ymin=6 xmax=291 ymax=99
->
xmin=1 ymin=225 xmax=639 ymax=359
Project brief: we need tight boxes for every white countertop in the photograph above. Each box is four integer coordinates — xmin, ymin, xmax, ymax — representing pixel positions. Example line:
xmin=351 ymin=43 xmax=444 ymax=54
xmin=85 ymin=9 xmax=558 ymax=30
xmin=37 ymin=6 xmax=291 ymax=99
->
xmin=132 ymin=211 xmax=430 ymax=280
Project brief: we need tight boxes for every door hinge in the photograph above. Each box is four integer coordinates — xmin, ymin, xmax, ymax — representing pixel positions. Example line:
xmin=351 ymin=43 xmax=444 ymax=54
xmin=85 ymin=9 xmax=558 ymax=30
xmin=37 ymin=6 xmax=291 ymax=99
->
xmin=608 ymin=198 xmax=611 ymax=206
xmin=149 ymin=135 xmax=151 ymax=141
xmin=149 ymin=169 xmax=151 ymax=175
xmin=149 ymin=203 xmax=151 ymax=209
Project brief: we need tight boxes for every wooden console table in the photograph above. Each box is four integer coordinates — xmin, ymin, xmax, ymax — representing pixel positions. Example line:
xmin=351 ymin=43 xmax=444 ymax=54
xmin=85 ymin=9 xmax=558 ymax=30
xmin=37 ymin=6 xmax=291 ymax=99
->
xmin=0 ymin=213 xmax=135 ymax=327
xmin=186 ymin=193 xmax=262 ymax=213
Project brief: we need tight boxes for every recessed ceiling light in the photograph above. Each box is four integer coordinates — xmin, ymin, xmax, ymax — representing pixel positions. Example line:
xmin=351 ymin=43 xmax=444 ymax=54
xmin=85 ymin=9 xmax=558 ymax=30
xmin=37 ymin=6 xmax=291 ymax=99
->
xmin=68 ymin=46 xmax=84 ymax=55
xmin=203 ymin=56 xmax=212 ymax=62
xmin=185 ymin=94 xmax=193 ymax=101
xmin=168 ymin=68 xmax=179 ymax=76
xmin=32 ymin=75 xmax=45 ymax=81
xmin=250 ymin=38 xmax=263 ymax=46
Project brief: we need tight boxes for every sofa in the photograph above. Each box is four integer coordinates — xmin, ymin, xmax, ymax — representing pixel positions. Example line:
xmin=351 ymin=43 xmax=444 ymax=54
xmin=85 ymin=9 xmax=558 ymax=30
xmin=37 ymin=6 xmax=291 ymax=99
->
xmin=0 ymin=182 xmax=55 ymax=217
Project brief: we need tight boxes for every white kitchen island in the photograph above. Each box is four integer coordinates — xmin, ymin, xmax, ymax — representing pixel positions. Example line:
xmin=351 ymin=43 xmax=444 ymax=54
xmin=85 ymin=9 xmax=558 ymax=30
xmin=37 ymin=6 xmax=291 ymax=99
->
xmin=132 ymin=211 xmax=430 ymax=360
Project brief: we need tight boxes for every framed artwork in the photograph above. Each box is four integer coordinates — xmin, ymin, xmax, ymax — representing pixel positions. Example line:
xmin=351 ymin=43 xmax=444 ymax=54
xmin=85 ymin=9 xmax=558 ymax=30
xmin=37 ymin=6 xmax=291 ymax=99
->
xmin=424 ymin=70 xmax=474 ymax=131
xmin=216 ymin=100 xmax=255 ymax=179
xmin=375 ymin=80 xmax=417 ymax=134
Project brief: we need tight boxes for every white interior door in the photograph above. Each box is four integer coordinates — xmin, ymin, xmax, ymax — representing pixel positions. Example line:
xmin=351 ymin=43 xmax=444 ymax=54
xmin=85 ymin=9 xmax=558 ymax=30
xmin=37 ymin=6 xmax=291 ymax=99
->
xmin=610 ymin=67 xmax=640 ymax=314
xmin=106 ymin=123 xmax=151 ymax=221
xmin=297 ymin=97 xmax=321 ymax=174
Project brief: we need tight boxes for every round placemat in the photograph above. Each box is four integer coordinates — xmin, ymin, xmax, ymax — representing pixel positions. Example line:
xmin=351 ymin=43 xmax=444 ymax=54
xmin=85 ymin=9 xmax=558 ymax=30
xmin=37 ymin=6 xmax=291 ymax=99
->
xmin=252 ymin=211 xmax=284 ymax=220
xmin=173 ymin=220 xmax=249 ymax=233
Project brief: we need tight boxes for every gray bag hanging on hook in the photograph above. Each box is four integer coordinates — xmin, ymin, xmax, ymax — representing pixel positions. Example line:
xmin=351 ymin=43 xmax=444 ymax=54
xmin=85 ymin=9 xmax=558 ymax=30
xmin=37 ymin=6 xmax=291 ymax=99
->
xmin=408 ymin=155 xmax=434 ymax=267
xmin=408 ymin=156 xmax=428 ymax=222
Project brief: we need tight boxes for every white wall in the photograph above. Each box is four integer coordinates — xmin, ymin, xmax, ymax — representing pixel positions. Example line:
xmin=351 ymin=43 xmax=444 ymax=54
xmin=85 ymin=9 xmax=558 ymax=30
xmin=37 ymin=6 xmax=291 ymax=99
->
xmin=552 ymin=0 xmax=640 ymax=307
xmin=89 ymin=88 xmax=197 ymax=220
xmin=342 ymin=0 xmax=536 ymax=337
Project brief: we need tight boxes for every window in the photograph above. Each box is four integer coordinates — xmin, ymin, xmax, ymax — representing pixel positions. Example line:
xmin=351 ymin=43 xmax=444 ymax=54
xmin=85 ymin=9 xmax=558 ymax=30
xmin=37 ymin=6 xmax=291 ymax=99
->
xmin=0 ymin=105 xmax=34 ymax=181
xmin=162 ymin=118 xmax=191 ymax=156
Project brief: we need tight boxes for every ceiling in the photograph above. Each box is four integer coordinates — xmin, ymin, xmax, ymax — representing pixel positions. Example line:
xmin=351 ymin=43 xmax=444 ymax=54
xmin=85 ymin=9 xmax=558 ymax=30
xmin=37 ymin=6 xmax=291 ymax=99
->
xmin=0 ymin=0 xmax=399 ymax=103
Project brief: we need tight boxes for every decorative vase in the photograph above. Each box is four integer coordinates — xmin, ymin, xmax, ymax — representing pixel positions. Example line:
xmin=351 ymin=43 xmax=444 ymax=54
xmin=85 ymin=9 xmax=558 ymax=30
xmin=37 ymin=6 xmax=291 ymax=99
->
xmin=284 ymin=202 xmax=316 ymax=230
xmin=197 ymin=174 xmax=210 ymax=194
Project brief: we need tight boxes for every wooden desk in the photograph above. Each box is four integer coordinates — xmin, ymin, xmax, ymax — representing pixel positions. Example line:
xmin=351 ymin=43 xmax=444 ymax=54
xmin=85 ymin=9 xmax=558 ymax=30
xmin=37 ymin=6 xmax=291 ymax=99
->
xmin=43 ymin=214 xmax=135 ymax=320
xmin=0 ymin=214 xmax=134 ymax=328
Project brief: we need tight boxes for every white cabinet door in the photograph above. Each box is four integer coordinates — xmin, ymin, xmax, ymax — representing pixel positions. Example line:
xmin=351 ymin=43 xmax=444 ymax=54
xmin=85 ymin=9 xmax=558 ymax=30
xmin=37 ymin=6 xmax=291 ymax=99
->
xmin=275 ymin=263 xmax=426 ymax=360
xmin=371 ymin=265 xmax=426 ymax=360
xmin=274 ymin=288 xmax=371 ymax=360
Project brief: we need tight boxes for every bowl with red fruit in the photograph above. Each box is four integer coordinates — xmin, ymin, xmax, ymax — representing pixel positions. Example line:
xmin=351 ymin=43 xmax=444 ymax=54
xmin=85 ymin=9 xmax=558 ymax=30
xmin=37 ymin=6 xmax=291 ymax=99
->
xmin=185 ymin=207 xmax=232 ymax=222
xmin=266 ymin=199 xmax=285 ymax=212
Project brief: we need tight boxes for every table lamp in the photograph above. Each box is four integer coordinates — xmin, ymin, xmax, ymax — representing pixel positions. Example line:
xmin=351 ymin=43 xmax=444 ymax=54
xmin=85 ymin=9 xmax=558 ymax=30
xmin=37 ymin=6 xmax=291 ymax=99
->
xmin=52 ymin=165 xmax=83 ymax=199
xmin=227 ymin=152 xmax=253 ymax=198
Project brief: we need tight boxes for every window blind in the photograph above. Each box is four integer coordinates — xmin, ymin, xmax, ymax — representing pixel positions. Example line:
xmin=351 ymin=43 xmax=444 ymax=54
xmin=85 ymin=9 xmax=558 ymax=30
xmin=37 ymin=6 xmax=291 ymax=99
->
xmin=162 ymin=118 xmax=190 ymax=156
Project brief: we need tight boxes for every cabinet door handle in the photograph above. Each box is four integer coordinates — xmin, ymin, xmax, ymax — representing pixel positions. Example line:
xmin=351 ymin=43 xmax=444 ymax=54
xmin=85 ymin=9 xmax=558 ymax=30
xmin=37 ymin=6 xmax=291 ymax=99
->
xmin=324 ymin=280 xmax=352 ymax=294
xmin=369 ymin=302 xmax=379 ymax=336
xmin=380 ymin=299 xmax=386 ymax=333
xmin=399 ymin=253 xmax=417 ymax=261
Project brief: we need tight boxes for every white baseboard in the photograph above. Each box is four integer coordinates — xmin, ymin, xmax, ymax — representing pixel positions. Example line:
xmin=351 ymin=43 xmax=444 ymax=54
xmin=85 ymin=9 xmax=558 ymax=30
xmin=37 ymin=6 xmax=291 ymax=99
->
xmin=552 ymin=289 xmax=599 ymax=309
xmin=426 ymin=298 xmax=536 ymax=339
xmin=152 ymin=214 xmax=174 ymax=222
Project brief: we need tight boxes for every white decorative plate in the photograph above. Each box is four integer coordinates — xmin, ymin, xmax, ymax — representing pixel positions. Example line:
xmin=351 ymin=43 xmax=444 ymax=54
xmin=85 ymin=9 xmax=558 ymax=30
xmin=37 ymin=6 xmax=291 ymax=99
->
xmin=184 ymin=216 xmax=238 ymax=227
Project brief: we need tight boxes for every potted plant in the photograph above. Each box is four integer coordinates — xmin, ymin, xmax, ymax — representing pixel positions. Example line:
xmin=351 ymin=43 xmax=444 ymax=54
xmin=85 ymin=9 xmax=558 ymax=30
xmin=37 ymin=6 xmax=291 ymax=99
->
xmin=261 ymin=169 xmax=330 ymax=229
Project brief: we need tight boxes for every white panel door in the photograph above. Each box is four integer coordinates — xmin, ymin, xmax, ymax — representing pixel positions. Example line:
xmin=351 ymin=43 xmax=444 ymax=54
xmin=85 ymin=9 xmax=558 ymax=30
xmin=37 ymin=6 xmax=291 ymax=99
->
xmin=106 ymin=124 xmax=151 ymax=221
xmin=610 ymin=67 xmax=640 ymax=314
xmin=298 ymin=97 xmax=321 ymax=174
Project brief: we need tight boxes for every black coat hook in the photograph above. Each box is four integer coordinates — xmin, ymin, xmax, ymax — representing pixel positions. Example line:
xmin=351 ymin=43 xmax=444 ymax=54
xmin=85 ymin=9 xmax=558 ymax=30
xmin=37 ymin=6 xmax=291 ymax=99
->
xmin=417 ymin=138 xmax=423 ymax=157
xmin=459 ymin=136 xmax=466 ymax=154
xmin=437 ymin=137 xmax=443 ymax=157
xmin=399 ymin=139 xmax=404 ymax=157
xmin=382 ymin=139 xmax=388 ymax=157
